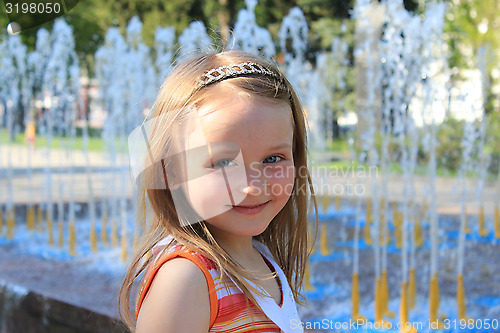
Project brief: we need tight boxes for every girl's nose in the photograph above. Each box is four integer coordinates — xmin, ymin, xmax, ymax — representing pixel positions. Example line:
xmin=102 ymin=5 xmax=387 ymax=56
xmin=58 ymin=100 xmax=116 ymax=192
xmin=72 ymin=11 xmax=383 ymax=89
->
xmin=241 ymin=170 xmax=267 ymax=195
xmin=242 ymin=182 xmax=265 ymax=195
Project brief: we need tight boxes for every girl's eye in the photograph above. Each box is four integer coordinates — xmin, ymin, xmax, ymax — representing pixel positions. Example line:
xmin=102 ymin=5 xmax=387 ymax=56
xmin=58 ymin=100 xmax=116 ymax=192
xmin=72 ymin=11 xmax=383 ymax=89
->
xmin=264 ymin=155 xmax=284 ymax=164
xmin=212 ymin=159 xmax=237 ymax=168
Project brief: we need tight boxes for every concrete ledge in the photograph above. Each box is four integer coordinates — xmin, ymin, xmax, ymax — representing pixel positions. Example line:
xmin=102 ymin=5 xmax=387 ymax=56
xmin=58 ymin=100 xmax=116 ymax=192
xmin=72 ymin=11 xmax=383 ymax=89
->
xmin=0 ymin=280 xmax=129 ymax=333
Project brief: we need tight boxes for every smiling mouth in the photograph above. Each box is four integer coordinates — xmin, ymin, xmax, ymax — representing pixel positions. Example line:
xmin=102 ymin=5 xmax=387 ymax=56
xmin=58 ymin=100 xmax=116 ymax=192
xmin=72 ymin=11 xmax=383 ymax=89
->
xmin=232 ymin=201 xmax=270 ymax=208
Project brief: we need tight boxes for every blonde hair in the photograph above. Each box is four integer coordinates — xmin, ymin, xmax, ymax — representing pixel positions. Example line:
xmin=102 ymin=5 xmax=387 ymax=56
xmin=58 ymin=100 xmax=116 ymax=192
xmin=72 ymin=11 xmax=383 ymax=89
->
xmin=119 ymin=50 xmax=318 ymax=330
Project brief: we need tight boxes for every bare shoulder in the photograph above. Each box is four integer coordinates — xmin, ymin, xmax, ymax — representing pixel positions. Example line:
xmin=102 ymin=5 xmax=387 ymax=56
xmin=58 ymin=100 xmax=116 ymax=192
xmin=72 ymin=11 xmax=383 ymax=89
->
xmin=136 ymin=257 xmax=211 ymax=333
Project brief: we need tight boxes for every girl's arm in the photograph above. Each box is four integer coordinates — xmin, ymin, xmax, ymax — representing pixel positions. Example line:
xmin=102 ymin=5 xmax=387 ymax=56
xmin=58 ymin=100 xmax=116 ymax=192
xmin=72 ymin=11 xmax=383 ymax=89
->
xmin=136 ymin=258 xmax=211 ymax=333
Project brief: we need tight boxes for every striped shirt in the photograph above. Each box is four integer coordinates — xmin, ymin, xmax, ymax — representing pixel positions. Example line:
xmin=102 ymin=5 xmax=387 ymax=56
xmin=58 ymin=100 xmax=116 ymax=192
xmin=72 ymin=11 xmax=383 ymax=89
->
xmin=135 ymin=236 xmax=303 ymax=332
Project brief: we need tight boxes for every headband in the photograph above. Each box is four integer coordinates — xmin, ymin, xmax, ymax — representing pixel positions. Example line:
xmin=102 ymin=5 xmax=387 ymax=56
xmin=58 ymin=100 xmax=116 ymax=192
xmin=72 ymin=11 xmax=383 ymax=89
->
xmin=196 ymin=62 xmax=281 ymax=89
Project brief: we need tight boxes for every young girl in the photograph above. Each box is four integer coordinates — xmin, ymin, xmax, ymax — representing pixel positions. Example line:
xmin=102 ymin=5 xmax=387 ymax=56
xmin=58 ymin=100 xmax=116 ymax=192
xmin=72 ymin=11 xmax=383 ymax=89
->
xmin=119 ymin=50 xmax=318 ymax=332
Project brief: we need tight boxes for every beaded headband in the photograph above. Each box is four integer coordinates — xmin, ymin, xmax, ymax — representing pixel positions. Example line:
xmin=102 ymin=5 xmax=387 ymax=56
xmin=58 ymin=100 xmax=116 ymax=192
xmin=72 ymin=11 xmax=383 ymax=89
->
xmin=197 ymin=62 xmax=281 ymax=89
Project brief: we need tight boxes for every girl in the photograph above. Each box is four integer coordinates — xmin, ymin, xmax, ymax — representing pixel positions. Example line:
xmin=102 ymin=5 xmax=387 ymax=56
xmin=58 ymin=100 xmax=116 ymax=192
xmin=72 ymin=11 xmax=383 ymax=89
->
xmin=120 ymin=50 xmax=318 ymax=332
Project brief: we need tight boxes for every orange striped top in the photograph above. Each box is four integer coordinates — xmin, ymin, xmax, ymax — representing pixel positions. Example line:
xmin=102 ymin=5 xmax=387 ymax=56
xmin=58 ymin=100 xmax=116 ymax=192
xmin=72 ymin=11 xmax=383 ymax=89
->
xmin=135 ymin=237 xmax=303 ymax=332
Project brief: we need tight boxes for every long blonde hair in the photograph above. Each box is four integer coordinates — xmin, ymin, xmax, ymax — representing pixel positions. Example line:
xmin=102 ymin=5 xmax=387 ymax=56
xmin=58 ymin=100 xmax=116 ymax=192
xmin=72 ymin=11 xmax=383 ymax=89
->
xmin=119 ymin=50 xmax=318 ymax=330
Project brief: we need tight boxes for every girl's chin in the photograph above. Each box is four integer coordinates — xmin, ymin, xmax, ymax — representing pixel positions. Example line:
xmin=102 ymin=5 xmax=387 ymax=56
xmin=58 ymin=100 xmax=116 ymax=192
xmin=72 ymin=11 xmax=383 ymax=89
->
xmin=204 ymin=218 xmax=271 ymax=238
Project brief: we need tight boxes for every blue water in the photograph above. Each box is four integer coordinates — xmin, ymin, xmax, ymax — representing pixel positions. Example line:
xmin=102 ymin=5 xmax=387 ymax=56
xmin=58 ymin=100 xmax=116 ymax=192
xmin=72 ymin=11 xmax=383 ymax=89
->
xmin=2 ymin=206 xmax=500 ymax=332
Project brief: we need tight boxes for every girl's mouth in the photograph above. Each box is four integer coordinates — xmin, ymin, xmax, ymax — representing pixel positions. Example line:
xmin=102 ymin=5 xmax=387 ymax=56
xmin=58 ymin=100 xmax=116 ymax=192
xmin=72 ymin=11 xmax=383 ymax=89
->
xmin=231 ymin=201 xmax=270 ymax=215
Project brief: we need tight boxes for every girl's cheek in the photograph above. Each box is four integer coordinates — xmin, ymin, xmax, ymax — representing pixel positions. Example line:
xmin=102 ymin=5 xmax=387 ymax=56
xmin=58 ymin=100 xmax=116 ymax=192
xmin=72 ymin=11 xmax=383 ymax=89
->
xmin=185 ymin=176 xmax=228 ymax=219
xmin=186 ymin=173 xmax=232 ymax=201
xmin=264 ymin=164 xmax=295 ymax=197
xmin=184 ymin=169 xmax=248 ymax=217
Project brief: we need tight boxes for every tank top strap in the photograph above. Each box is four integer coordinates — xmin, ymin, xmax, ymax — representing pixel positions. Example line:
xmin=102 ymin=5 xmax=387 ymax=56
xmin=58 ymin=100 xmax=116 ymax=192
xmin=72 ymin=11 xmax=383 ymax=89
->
xmin=135 ymin=239 xmax=218 ymax=327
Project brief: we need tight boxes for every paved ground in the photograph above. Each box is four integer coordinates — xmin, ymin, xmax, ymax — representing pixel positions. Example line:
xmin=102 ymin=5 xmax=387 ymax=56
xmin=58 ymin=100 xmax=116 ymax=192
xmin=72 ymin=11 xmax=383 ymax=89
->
xmin=0 ymin=145 xmax=131 ymax=205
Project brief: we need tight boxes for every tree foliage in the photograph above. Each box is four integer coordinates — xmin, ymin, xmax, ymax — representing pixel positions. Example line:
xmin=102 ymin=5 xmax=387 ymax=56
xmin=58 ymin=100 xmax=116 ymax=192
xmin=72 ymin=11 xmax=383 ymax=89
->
xmin=444 ymin=0 xmax=500 ymax=114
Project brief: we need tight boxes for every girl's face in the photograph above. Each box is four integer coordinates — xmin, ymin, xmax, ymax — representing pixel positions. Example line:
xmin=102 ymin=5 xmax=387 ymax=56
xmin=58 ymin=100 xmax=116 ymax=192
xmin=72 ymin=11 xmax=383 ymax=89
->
xmin=181 ymin=85 xmax=295 ymax=241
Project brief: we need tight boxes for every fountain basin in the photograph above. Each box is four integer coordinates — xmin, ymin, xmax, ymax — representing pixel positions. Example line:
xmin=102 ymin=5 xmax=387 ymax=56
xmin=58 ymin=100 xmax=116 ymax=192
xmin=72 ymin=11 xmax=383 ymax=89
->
xmin=0 ymin=244 xmax=128 ymax=333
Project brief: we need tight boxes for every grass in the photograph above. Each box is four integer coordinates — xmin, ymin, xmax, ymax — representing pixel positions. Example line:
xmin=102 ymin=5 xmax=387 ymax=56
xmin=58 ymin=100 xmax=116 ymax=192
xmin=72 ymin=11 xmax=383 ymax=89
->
xmin=310 ymin=159 xmax=498 ymax=180
xmin=2 ymin=128 xmax=497 ymax=181
xmin=311 ymin=139 xmax=497 ymax=180
xmin=0 ymin=128 xmax=118 ymax=152
xmin=323 ymin=139 xmax=350 ymax=153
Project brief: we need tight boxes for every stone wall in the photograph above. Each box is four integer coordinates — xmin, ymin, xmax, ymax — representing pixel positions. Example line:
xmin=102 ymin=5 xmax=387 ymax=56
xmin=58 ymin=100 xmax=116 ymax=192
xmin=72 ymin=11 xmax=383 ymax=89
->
xmin=0 ymin=281 xmax=129 ymax=333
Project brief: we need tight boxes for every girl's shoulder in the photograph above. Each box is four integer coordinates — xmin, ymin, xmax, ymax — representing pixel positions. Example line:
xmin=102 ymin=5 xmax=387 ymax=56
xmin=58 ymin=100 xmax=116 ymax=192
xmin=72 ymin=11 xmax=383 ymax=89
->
xmin=135 ymin=236 xmax=218 ymax=323
xmin=135 ymin=254 xmax=212 ymax=332
xmin=150 ymin=235 xmax=216 ymax=269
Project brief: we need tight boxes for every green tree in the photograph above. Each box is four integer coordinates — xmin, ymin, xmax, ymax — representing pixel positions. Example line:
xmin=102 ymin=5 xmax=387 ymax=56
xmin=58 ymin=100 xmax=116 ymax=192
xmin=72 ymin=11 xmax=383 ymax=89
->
xmin=444 ymin=0 xmax=500 ymax=115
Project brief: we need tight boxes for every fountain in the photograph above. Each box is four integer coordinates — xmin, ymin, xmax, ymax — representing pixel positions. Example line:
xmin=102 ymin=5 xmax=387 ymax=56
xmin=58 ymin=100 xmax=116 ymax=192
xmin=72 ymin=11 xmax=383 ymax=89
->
xmin=154 ymin=26 xmax=176 ymax=89
xmin=177 ymin=21 xmax=211 ymax=58
xmin=1 ymin=0 xmax=500 ymax=332
xmin=230 ymin=0 xmax=275 ymax=59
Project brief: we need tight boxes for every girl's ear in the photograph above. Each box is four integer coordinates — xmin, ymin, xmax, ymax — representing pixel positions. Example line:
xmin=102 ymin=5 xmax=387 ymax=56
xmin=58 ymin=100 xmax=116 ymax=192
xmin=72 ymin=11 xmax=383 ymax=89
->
xmin=160 ymin=158 xmax=181 ymax=191
xmin=168 ymin=181 xmax=181 ymax=191
xmin=165 ymin=172 xmax=181 ymax=190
